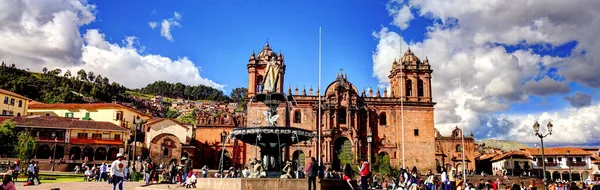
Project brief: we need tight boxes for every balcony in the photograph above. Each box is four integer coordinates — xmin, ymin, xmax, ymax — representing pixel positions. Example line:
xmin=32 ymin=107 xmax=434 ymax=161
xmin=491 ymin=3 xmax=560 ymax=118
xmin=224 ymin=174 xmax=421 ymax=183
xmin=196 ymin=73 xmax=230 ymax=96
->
xmin=70 ymin=137 xmax=124 ymax=145
xmin=567 ymin=161 xmax=587 ymax=167
xmin=536 ymin=161 xmax=559 ymax=167
xmin=36 ymin=137 xmax=66 ymax=143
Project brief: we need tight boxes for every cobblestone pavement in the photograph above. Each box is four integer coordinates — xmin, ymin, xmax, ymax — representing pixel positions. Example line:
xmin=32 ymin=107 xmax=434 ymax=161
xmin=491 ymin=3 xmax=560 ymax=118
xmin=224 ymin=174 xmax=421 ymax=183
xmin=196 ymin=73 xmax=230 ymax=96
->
xmin=15 ymin=181 xmax=146 ymax=190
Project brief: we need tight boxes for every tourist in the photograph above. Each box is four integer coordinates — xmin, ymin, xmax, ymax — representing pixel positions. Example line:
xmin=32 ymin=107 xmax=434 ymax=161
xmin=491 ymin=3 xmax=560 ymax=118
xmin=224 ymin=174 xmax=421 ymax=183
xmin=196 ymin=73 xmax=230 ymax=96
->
xmin=181 ymin=157 xmax=191 ymax=185
xmin=110 ymin=153 xmax=126 ymax=190
xmin=425 ymin=170 xmax=435 ymax=190
xmin=202 ymin=165 xmax=209 ymax=178
xmin=306 ymin=157 xmax=318 ymax=190
xmin=358 ymin=159 xmax=370 ymax=190
xmin=143 ymin=159 xmax=153 ymax=185
xmin=24 ymin=161 xmax=35 ymax=186
xmin=186 ymin=171 xmax=198 ymax=188
xmin=98 ymin=162 xmax=107 ymax=182
xmin=343 ymin=163 xmax=354 ymax=190
xmin=528 ymin=179 xmax=537 ymax=190
xmin=170 ymin=160 xmax=178 ymax=183
xmin=125 ymin=167 xmax=130 ymax=181
xmin=441 ymin=168 xmax=448 ymax=190
xmin=449 ymin=167 xmax=456 ymax=190
xmin=33 ymin=161 xmax=41 ymax=185
xmin=2 ymin=175 xmax=16 ymax=190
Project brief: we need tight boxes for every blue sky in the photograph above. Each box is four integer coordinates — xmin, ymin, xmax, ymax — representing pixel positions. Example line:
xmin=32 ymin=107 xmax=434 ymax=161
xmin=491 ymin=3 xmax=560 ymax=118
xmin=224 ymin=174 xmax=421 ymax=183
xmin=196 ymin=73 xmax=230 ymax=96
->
xmin=1 ymin=0 xmax=599 ymax=144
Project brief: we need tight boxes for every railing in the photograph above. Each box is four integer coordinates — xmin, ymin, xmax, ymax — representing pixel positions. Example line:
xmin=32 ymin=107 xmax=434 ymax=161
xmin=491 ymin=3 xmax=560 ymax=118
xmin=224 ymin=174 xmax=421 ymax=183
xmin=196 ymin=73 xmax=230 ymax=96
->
xmin=73 ymin=137 xmax=122 ymax=141
xmin=36 ymin=137 xmax=65 ymax=141
xmin=567 ymin=161 xmax=587 ymax=167
xmin=536 ymin=161 xmax=558 ymax=167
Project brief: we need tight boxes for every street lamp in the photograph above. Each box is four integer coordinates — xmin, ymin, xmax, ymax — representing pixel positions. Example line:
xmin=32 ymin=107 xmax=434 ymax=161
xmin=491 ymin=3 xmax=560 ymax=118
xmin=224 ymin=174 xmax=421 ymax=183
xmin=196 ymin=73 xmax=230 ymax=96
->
xmin=533 ymin=121 xmax=553 ymax=190
xmin=132 ymin=116 xmax=147 ymax=171
xmin=51 ymin=137 xmax=58 ymax=172
xmin=567 ymin=150 xmax=572 ymax=181
xmin=366 ymin=131 xmax=373 ymax=172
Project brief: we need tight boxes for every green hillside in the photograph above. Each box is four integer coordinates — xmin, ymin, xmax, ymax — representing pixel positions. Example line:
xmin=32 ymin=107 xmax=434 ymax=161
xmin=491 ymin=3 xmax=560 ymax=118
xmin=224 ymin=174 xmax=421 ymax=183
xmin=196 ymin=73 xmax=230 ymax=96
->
xmin=477 ymin=139 xmax=529 ymax=151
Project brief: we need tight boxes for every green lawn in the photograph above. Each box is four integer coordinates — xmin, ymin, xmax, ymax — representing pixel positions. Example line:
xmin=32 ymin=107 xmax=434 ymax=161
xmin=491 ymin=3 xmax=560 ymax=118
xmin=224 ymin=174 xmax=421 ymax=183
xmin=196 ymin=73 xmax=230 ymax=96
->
xmin=13 ymin=173 xmax=86 ymax=184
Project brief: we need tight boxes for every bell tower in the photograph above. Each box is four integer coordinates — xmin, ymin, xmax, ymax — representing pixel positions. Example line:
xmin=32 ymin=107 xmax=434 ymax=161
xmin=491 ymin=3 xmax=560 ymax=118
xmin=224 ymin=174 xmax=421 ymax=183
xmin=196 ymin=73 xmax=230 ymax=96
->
xmin=388 ymin=47 xmax=433 ymax=102
xmin=247 ymin=42 xmax=286 ymax=98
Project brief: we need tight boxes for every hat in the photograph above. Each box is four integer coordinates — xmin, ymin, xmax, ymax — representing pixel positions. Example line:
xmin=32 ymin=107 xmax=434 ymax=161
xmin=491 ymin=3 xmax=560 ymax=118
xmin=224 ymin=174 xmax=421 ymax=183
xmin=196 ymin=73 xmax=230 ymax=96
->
xmin=116 ymin=153 xmax=124 ymax=158
xmin=181 ymin=157 xmax=188 ymax=161
xmin=194 ymin=171 xmax=199 ymax=175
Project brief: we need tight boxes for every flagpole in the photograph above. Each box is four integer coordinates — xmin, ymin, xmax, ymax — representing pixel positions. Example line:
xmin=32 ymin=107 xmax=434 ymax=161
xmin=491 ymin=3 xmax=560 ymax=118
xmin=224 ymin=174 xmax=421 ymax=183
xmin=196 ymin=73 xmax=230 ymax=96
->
xmin=458 ymin=64 xmax=466 ymax=186
xmin=318 ymin=27 xmax=322 ymax=165
xmin=400 ymin=45 xmax=405 ymax=169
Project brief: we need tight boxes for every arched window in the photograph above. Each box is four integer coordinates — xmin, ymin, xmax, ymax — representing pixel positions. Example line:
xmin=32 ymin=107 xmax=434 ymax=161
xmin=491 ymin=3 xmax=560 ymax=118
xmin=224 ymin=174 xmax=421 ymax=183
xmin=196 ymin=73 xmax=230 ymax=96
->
xmin=338 ymin=109 xmax=347 ymax=124
xmin=417 ymin=79 xmax=424 ymax=97
xmin=293 ymin=110 xmax=302 ymax=123
xmin=379 ymin=113 xmax=387 ymax=125
xmin=456 ymin=144 xmax=462 ymax=152
xmin=163 ymin=147 xmax=169 ymax=156
xmin=256 ymin=75 xmax=263 ymax=93
xmin=405 ymin=79 xmax=412 ymax=96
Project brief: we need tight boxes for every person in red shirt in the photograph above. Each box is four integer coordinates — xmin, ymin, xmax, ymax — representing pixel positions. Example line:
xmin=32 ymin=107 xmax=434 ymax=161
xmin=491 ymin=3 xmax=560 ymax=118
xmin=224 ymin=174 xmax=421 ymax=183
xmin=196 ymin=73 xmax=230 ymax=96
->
xmin=358 ymin=160 xmax=370 ymax=190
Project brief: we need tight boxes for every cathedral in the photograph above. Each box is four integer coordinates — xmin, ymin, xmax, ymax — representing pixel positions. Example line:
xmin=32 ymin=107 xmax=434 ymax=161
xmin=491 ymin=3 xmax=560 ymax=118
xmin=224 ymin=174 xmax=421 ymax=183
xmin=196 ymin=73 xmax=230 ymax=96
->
xmin=192 ymin=42 xmax=474 ymax=172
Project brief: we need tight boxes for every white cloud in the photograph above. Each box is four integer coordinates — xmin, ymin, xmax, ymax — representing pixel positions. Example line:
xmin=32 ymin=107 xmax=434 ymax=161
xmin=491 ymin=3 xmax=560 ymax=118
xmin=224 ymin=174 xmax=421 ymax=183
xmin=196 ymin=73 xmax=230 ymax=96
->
xmin=148 ymin=21 xmax=157 ymax=29
xmin=152 ymin=11 xmax=182 ymax=41
xmin=375 ymin=0 xmax=600 ymax=144
xmin=0 ymin=0 xmax=223 ymax=90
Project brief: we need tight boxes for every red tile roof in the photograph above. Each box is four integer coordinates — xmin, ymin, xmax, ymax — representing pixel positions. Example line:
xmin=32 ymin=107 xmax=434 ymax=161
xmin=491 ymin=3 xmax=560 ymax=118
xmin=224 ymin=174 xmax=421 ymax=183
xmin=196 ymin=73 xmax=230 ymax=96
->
xmin=491 ymin=151 xmax=532 ymax=161
xmin=28 ymin=103 xmax=151 ymax=117
xmin=520 ymin=147 xmax=593 ymax=156
xmin=9 ymin=116 xmax=128 ymax=132
xmin=0 ymin=88 xmax=32 ymax=100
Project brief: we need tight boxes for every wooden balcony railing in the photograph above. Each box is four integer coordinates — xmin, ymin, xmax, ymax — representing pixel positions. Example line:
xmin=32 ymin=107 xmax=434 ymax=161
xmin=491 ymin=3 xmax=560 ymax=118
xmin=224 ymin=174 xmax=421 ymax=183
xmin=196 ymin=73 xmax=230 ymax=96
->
xmin=567 ymin=161 xmax=587 ymax=167
xmin=536 ymin=161 xmax=558 ymax=167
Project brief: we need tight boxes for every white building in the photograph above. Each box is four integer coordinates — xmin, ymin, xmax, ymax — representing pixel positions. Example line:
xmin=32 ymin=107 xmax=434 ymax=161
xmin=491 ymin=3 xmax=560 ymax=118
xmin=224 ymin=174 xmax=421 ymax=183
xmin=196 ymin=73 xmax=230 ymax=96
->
xmin=521 ymin=147 xmax=599 ymax=182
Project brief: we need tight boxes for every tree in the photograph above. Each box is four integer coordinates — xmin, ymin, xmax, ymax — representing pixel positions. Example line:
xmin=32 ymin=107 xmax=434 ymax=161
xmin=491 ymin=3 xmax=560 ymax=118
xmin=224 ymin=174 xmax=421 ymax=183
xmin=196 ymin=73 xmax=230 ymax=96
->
xmin=166 ymin=109 xmax=180 ymax=118
xmin=77 ymin=69 xmax=87 ymax=81
xmin=374 ymin=153 xmax=392 ymax=176
xmin=15 ymin=129 xmax=37 ymax=165
xmin=64 ymin=70 xmax=72 ymax=78
xmin=0 ymin=121 xmax=17 ymax=157
xmin=42 ymin=67 xmax=48 ymax=74
xmin=88 ymin=71 xmax=95 ymax=82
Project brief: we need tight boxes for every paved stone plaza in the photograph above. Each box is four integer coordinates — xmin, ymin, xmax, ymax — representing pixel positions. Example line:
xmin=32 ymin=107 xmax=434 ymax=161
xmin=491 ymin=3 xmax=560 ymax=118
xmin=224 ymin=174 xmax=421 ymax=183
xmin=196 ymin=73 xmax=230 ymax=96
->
xmin=15 ymin=181 xmax=148 ymax=190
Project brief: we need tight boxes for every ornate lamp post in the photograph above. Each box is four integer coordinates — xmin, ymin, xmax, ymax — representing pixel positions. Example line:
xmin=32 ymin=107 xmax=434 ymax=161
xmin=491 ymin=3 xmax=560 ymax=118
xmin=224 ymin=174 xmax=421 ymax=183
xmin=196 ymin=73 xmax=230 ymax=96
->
xmin=132 ymin=116 xmax=147 ymax=171
xmin=567 ymin=150 xmax=572 ymax=181
xmin=51 ymin=136 xmax=58 ymax=172
xmin=366 ymin=131 xmax=373 ymax=172
xmin=533 ymin=121 xmax=553 ymax=190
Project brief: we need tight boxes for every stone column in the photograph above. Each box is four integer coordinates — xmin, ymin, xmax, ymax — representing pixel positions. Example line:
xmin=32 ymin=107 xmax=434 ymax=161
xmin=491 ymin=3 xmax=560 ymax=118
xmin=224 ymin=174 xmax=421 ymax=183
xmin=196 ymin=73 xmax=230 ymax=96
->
xmin=412 ymin=75 xmax=418 ymax=100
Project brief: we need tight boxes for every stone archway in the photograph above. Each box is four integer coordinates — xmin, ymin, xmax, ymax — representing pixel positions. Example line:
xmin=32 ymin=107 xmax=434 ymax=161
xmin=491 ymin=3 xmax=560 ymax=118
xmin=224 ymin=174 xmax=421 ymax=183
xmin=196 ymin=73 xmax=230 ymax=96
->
xmin=36 ymin=145 xmax=51 ymax=159
xmin=95 ymin=147 xmax=107 ymax=161
xmin=52 ymin=145 xmax=65 ymax=159
xmin=69 ymin=146 xmax=81 ymax=160
xmin=150 ymin=133 xmax=182 ymax=165
xmin=333 ymin=137 xmax=352 ymax=171
xmin=581 ymin=171 xmax=590 ymax=181
xmin=375 ymin=152 xmax=391 ymax=174
xmin=561 ymin=171 xmax=570 ymax=181
xmin=552 ymin=171 xmax=560 ymax=180
xmin=107 ymin=147 xmax=119 ymax=161
xmin=82 ymin=146 xmax=94 ymax=161
xmin=571 ymin=171 xmax=580 ymax=181
xmin=292 ymin=150 xmax=306 ymax=169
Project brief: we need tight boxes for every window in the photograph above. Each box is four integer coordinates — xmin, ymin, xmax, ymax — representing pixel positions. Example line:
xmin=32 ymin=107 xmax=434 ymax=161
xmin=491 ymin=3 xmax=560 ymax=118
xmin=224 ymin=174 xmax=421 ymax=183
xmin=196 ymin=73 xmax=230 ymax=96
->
xmin=65 ymin=112 xmax=74 ymax=118
xmin=558 ymin=157 xmax=562 ymax=162
xmin=8 ymin=111 xmax=13 ymax=116
xmin=114 ymin=134 xmax=121 ymax=141
xmin=293 ymin=110 xmax=302 ymax=123
xmin=405 ymin=79 xmax=412 ymax=96
xmin=3 ymin=97 xmax=8 ymax=104
xmin=92 ymin=133 xmax=102 ymax=139
xmin=18 ymin=100 xmax=22 ymax=107
xmin=1 ymin=110 xmax=6 ymax=115
xmin=548 ymin=158 xmax=554 ymax=162
xmin=379 ymin=113 xmax=387 ymax=125
xmin=256 ymin=75 xmax=263 ymax=93
xmin=455 ymin=144 xmax=462 ymax=152
xmin=533 ymin=157 xmax=537 ymax=161
xmin=115 ymin=111 xmax=123 ymax=121
xmin=338 ymin=109 xmax=347 ymax=124
xmin=163 ymin=147 xmax=169 ymax=156
xmin=77 ymin=133 xmax=88 ymax=139
xmin=576 ymin=157 xmax=582 ymax=162
xmin=414 ymin=129 xmax=419 ymax=136
xmin=82 ymin=112 xmax=90 ymax=120
xmin=417 ymin=79 xmax=424 ymax=97
xmin=9 ymin=98 xmax=14 ymax=105
xmin=17 ymin=113 xmax=20 ymax=117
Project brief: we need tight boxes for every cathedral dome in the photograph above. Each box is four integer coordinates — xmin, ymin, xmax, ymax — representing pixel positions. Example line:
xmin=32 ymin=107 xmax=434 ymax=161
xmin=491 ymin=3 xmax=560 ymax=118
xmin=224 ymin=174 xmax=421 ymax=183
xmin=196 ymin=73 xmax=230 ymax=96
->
xmin=400 ymin=47 xmax=421 ymax=64
xmin=257 ymin=42 xmax=276 ymax=59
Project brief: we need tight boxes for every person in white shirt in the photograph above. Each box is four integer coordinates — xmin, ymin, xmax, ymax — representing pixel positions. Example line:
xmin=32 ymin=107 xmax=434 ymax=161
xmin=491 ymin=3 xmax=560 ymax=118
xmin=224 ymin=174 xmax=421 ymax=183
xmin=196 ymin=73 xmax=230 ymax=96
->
xmin=110 ymin=153 xmax=127 ymax=190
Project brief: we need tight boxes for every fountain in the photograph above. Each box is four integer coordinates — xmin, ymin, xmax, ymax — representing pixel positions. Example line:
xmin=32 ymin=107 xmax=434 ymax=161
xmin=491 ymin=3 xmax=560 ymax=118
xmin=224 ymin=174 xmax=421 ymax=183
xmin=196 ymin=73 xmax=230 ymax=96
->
xmin=227 ymin=53 xmax=315 ymax=178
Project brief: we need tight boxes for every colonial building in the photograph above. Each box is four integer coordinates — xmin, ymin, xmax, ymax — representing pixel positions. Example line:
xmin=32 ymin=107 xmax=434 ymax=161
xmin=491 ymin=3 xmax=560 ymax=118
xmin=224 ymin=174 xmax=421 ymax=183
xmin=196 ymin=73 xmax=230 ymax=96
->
xmin=6 ymin=115 xmax=129 ymax=161
xmin=144 ymin=118 xmax=194 ymax=165
xmin=195 ymin=42 xmax=437 ymax=171
xmin=27 ymin=103 xmax=152 ymax=130
xmin=0 ymin=88 xmax=31 ymax=117
xmin=521 ymin=147 xmax=599 ymax=182
xmin=194 ymin=108 xmax=247 ymax=169
xmin=435 ymin=127 xmax=476 ymax=173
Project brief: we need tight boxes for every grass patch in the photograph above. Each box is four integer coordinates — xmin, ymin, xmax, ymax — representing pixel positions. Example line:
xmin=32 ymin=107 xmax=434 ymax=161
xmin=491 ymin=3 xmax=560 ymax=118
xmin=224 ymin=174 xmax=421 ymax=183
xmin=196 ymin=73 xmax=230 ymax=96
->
xmin=13 ymin=173 xmax=86 ymax=184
